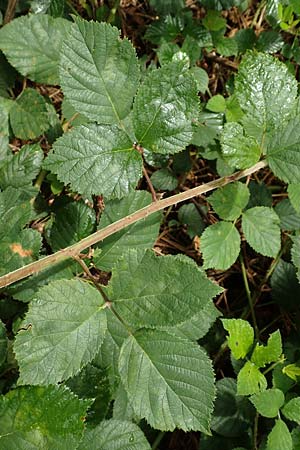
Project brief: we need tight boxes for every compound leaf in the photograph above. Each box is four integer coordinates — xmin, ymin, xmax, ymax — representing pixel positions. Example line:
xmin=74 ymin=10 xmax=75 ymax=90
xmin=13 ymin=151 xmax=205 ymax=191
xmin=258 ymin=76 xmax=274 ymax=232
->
xmin=242 ymin=207 xmax=281 ymax=258
xmin=250 ymin=388 xmax=284 ymax=418
xmin=237 ymin=361 xmax=267 ymax=395
xmin=119 ymin=329 xmax=215 ymax=433
xmin=14 ymin=279 xmax=107 ymax=385
xmin=266 ymin=420 xmax=293 ymax=450
xmin=222 ymin=319 xmax=254 ymax=360
xmin=0 ymin=14 xmax=71 ymax=84
xmin=251 ymin=330 xmax=282 ymax=368
xmin=60 ymin=18 xmax=140 ymax=125
xmin=208 ymin=182 xmax=250 ymax=221
xmin=43 ymin=123 xmax=142 ymax=198
xmin=133 ymin=62 xmax=199 ymax=154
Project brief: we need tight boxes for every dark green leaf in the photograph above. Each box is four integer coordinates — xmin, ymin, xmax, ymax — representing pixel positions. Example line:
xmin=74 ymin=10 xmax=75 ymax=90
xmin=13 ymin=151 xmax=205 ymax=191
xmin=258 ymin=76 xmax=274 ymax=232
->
xmin=178 ymin=203 xmax=205 ymax=238
xmin=275 ymin=198 xmax=300 ymax=231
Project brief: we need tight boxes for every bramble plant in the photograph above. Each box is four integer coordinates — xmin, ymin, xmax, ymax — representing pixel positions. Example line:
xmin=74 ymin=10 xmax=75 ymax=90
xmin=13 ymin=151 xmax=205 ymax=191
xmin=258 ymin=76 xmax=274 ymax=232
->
xmin=0 ymin=1 xmax=300 ymax=449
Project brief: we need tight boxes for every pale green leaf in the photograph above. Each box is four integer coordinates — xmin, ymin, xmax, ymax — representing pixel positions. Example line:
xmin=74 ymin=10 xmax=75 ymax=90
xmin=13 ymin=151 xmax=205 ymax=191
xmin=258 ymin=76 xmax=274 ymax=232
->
xmin=108 ymin=249 xmax=222 ymax=328
xmin=14 ymin=279 xmax=107 ymax=385
xmin=119 ymin=329 xmax=215 ymax=432
xmin=208 ymin=182 xmax=250 ymax=221
xmin=0 ymin=385 xmax=90 ymax=450
xmin=242 ymin=207 xmax=281 ymax=258
xmin=43 ymin=123 xmax=142 ymax=198
xmin=60 ymin=18 xmax=140 ymax=124
xmin=93 ymin=191 xmax=161 ymax=271
xmin=77 ymin=419 xmax=151 ymax=450
xmin=250 ymin=388 xmax=284 ymax=418
xmin=206 ymin=95 xmax=226 ymax=113
xmin=251 ymin=330 xmax=282 ymax=368
xmin=9 ymin=88 xmax=50 ymax=139
xmin=0 ymin=14 xmax=71 ymax=84
xmin=133 ymin=62 xmax=199 ymax=154
xmin=266 ymin=420 xmax=293 ymax=450
xmin=201 ymin=221 xmax=241 ymax=270
xmin=222 ymin=319 xmax=254 ymax=360
xmin=282 ymin=397 xmax=300 ymax=424
xmin=221 ymin=122 xmax=261 ymax=169
xmin=283 ymin=364 xmax=300 ymax=382
xmin=288 ymin=183 xmax=300 ymax=213
xmin=237 ymin=361 xmax=267 ymax=395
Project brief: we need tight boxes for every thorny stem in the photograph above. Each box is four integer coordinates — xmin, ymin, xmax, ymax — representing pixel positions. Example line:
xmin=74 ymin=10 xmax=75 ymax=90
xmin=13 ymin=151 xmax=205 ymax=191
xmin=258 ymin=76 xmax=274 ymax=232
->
xmin=240 ymin=255 xmax=259 ymax=339
xmin=0 ymin=160 xmax=267 ymax=289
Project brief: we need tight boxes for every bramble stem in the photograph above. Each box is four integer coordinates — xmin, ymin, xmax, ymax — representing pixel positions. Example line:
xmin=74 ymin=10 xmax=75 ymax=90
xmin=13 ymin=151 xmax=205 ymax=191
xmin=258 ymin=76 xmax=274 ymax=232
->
xmin=0 ymin=160 xmax=267 ymax=289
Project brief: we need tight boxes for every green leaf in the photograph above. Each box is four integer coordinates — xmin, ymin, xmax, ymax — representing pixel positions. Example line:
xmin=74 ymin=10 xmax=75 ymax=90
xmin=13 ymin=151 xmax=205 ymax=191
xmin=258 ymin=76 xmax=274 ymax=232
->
xmin=107 ymin=249 xmax=222 ymax=328
xmin=266 ymin=419 xmax=293 ymax=450
xmin=215 ymin=37 xmax=238 ymax=57
xmin=288 ymin=183 xmax=300 ymax=213
xmin=93 ymin=191 xmax=161 ymax=271
xmin=275 ymin=198 xmax=300 ymax=231
xmin=61 ymin=98 xmax=88 ymax=127
xmin=133 ymin=62 xmax=199 ymax=154
xmin=9 ymin=88 xmax=50 ymax=139
xmin=43 ymin=123 xmax=142 ymax=198
xmin=113 ymin=384 xmax=136 ymax=422
xmin=292 ymin=428 xmax=300 ymax=450
xmin=60 ymin=18 xmax=140 ymax=125
xmin=0 ymin=319 xmax=7 ymax=368
xmin=282 ymin=397 xmax=300 ymax=424
xmin=0 ymin=14 xmax=71 ymax=84
xmin=283 ymin=364 xmax=300 ymax=382
xmin=256 ymin=30 xmax=284 ymax=53
xmin=206 ymin=95 xmax=226 ymax=113
xmin=237 ymin=361 xmax=267 ymax=395
xmin=201 ymin=221 xmax=241 ymax=270
xmin=291 ymin=235 xmax=300 ymax=282
xmin=119 ymin=329 xmax=215 ymax=432
xmin=251 ymin=330 xmax=282 ymax=368
xmin=208 ymin=182 xmax=250 ymax=221
xmin=242 ymin=207 xmax=281 ymax=258
xmin=235 ymin=52 xmax=297 ymax=139
xmin=47 ymin=201 xmax=95 ymax=251
xmin=190 ymin=66 xmax=209 ymax=93
xmin=250 ymin=388 xmax=284 ymax=418
xmin=247 ymin=181 xmax=272 ymax=209
xmin=178 ymin=203 xmax=205 ymax=239
xmin=271 ymin=259 xmax=300 ymax=310
xmin=203 ymin=10 xmax=226 ymax=31
xmin=0 ymin=144 xmax=43 ymax=189
xmin=14 ymin=279 xmax=107 ymax=385
xmin=77 ymin=419 xmax=151 ymax=450
xmin=221 ymin=122 xmax=261 ymax=169
xmin=0 ymin=187 xmax=35 ymax=239
xmin=267 ymin=116 xmax=300 ymax=184
xmin=0 ymin=385 xmax=90 ymax=450
xmin=150 ymin=168 xmax=178 ymax=191
xmin=222 ymin=319 xmax=254 ymax=360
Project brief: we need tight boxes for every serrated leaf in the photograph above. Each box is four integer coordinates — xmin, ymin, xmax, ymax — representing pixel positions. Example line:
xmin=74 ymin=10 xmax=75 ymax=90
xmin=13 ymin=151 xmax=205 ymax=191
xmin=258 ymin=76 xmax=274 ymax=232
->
xmin=0 ymin=144 xmax=43 ymax=189
xmin=247 ymin=181 xmax=272 ymax=209
xmin=150 ymin=168 xmax=178 ymax=191
xmin=291 ymin=235 xmax=300 ymax=282
xmin=93 ymin=191 xmax=161 ymax=271
xmin=60 ymin=18 xmax=140 ymax=125
xmin=288 ymin=183 xmax=300 ymax=213
xmin=0 ymin=14 xmax=71 ymax=84
xmin=242 ymin=207 xmax=281 ymax=258
xmin=190 ymin=66 xmax=209 ymax=93
xmin=282 ymin=397 xmax=300 ymax=424
xmin=235 ymin=52 xmax=297 ymax=140
xmin=237 ymin=361 xmax=267 ymax=395
xmin=271 ymin=259 xmax=300 ymax=310
xmin=201 ymin=221 xmax=241 ymax=270
xmin=251 ymin=330 xmax=282 ymax=368
xmin=272 ymin=363 xmax=294 ymax=393
xmin=133 ymin=62 xmax=199 ymax=154
xmin=119 ymin=329 xmax=215 ymax=432
xmin=275 ymin=198 xmax=300 ymax=231
xmin=256 ymin=30 xmax=284 ymax=53
xmin=9 ymin=88 xmax=50 ymax=139
xmin=266 ymin=419 xmax=293 ymax=450
xmin=77 ymin=419 xmax=151 ymax=450
xmin=209 ymin=182 xmax=250 ymax=221
xmin=14 ymin=279 xmax=107 ymax=385
xmin=107 ymin=249 xmax=221 ymax=328
xmin=0 ymin=385 xmax=91 ymax=450
xmin=178 ymin=203 xmax=205 ymax=239
xmin=222 ymin=319 xmax=254 ymax=360
xmin=250 ymin=388 xmax=284 ymax=418
xmin=43 ymin=123 xmax=142 ymax=198
xmin=221 ymin=122 xmax=261 ymax=169
xmin=113 ymin=384 xmax=136 ymax=422
xmin=206 ymin=95 xmax=226 ymax=113
xmin=215 ymin=37 xmax=238 ymax=56
xmin=47 ymin=201 xmax=95 ymax=251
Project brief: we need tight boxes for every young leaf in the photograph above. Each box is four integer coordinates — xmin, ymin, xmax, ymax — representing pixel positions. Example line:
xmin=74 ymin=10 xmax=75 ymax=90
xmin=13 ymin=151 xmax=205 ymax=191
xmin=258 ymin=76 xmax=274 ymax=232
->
xmin=60 ymin=18 xmax=140 ymax=125
xmin=250 ymin=388 xmax=284 ymax=418
xmin=283 ymin=364 xmax=300 ymax=382
xmin=222 ymin=319 xmax=254 ymax=360
xmin=0 ymin=14 xmax=71 ymax=84
xmin=242 ymin=207 xmax=281 ymax=258
xmin=93 ymin=191 xmax=161 ymax=271
xmin=14 ymin=279 xmax=107 ymax=385
xmin=237 ymin=361 xmax=267 ymax=395
xmin=108 ymin=249 xmax=222 ymax=328
xmin=201 ymin=221 xmax=241 ymax=270
xmin=77 ymin=419 xmax=151 ymax=450
xmin=208 ymin=182 xmax=250 ymax=221
xmin=133 ymin=61 xmax=199 ymax=154
xmin=0 ymin=385 xmax=91 ymax=450
xmin=9 ymin=88 xmax=50 ymax=140
xmin=266 ymin=419 xmax=293 ymax=450
xmin=251 ymin=330 xmax=282 ymax=368
xmin=43 ymin=123 xmax=142 ymax=198
xmin=119 ymin=329 xmax=215 ymax=433
xmin=206 ymin=95 xmax=226 ymax=113
xmin=282 ymin=397 xmax=300 ymax=424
